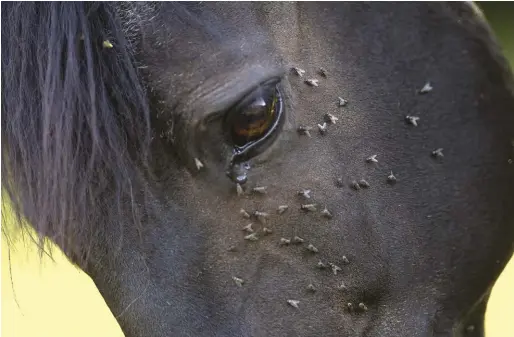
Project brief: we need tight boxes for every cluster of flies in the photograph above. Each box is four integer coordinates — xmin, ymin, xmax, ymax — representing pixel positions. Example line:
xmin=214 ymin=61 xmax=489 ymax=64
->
xmin=227 ymin=65 xmax=440 ymax=313
xmin=293 ymin=66 xmax=442 ymax=189
xmin=233 ymin=198 xmax=362 ymax=312
xmin=103 ymin=37 xmax=476 ymax=330
xmin=293 ymin=66 xmax=346 ymax=139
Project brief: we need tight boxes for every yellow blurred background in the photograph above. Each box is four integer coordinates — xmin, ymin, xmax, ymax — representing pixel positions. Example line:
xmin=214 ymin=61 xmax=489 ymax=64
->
xmin=2 ymin=3 xmax=514 ymax=337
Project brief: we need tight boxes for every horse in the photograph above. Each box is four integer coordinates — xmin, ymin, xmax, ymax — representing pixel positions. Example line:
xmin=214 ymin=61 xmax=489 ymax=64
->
xmin=2 ymin=2 xmax=514 ymax=336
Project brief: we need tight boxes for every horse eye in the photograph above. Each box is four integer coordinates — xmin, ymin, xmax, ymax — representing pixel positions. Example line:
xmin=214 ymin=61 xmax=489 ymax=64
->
xmin=224 ymin=81 xmax=284 ymax=162
xmin=230 ymin=94 xmax=276 ymax=147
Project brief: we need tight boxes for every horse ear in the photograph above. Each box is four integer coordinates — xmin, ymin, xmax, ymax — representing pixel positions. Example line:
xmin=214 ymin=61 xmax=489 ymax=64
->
xmin=1 ymin=2 xmax=151 ymax=265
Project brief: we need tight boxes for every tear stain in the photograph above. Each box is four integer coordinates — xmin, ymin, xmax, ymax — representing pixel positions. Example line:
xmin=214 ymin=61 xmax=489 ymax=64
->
xmin=305 ymin=78 xmax=319 ymax=87
xmin=419 ymin=82 xmax=433 ymax=94
xmin=232 ymin=276 xmax=244 ymax=287
xmin=277 ymin=205 xmax=289 ymax=214
xmin=338 ymin=97 xmax=348 ymax=107
xmin=321 ymin=207 xmax=333 ymax=219
xmin=405 ymin=115 xmax=420 ymax=126
xmin=301 ymin=204 xmax=317 ymax=212
xmin=431 ymin=148 xmax=444 ymax=158
xmin=252 ymin=186 xmax=267 ymax=194
xmin=366 ymin=154 xmax=378 ymax=163
xmin=292 ymin=236 xmax=305 ymax=244
xmin=307 ymin=243 xmax=319 ymax=253
xmin=236 ymin=183 xmax=244 ymax=196
xmin=244 ymin=233 xmax=259 ymax=241
xmin=280 ymin=238 xmax=291 ymax=246
xmin=242 ymin=223 xmax=254 ymax=233
xmin=325 ymin=113 xmax=339 ymax=124
xmin=240 ymin=209 xmax=251 ymax=219
xmin=287 ymin=300 xmax=300 ymax=309
xmin=194 ymin=158 xmax=204 ymax=170
xmin=297 ymin=126 xmax=313 ymax=137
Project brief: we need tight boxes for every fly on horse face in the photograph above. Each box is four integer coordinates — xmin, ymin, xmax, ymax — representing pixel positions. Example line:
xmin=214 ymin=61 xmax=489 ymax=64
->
xmin=2 ymin=2 xmax=514 ymax=337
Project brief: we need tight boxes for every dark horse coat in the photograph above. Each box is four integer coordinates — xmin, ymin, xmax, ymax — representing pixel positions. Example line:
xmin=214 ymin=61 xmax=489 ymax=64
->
xmin=2 ymin=2 xmax=514 ymax=337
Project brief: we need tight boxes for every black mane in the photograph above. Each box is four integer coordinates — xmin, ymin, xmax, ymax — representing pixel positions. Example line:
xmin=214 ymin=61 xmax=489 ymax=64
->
xmin=1 ymin=2 xmax=151 ymax=266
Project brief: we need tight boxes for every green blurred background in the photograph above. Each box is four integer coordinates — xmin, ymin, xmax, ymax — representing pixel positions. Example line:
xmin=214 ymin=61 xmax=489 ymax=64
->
xmin=472 ymin=3 xmax=514 ymax=335
xmin=2 ymin=3 xmax=514 ymax=337
xmin=479 ymin=2 xmax=514 ymax=63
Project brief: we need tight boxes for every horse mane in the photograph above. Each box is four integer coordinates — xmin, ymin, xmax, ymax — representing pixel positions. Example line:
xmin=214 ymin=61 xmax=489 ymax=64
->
xmin=1 ymin=2 xmax=151 ymax=267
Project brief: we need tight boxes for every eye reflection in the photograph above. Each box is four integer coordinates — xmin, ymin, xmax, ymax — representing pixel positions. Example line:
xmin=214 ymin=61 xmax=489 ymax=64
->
xmin=230 ymin=88 xmax=279 ymax=147
xmin=220 ymin=79 xmax=285 ymax=168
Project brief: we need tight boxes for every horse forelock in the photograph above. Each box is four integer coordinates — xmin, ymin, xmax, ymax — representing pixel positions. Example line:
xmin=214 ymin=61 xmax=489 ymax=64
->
xmin=1 ymin=2 xmax=152 ymax=267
